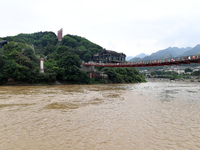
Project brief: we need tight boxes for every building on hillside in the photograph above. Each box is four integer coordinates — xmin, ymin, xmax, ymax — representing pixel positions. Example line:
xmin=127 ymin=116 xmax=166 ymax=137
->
xmin=164 ymin=66 xmax=186 ymax=74
xmin=0 ymin=40 xmax=8 ymax=48
xmin=92 ymin=50 xmax=126 ymax=63
xmin=193 ymin=67 xmax=200 ymax=72
xmin=164 ymin=66 xmax=200 ymax=74
xmin=173 ymin=66 xmax=186 ymax=74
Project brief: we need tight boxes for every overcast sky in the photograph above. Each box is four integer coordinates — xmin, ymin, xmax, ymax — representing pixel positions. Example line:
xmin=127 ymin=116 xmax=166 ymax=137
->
xmin=1 ymin=0 xmax=200 ymax=56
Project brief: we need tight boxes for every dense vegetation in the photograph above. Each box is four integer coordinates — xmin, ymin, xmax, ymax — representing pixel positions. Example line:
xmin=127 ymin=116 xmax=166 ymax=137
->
xmin=101 ymin=67 xmax=146 ymax=83
xmin=0 ymin=31 xmax=145 ymax=85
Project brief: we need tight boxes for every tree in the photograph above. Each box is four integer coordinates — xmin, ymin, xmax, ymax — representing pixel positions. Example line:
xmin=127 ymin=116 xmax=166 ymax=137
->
xmin=102 ymin=67 xmax=146 ymax=83
xmin=56 ymin=46 xmax=70 ymax=54
xmin=57 ymin=53 xmax=81 ymax=68
xmin=185 ymin=68 xmax=193 ymax=73
xmin=23 ymin=47 xmax=38 ymax=62
xmin=56 ymin=53 xmax=91 ymax=83
xmin=44 ymin=45 xmax=56 ymax=55
xmin=192 ymin=71 xmax=200 ymax=76
xmin=61 ymin=36 xmax=77 ymax=48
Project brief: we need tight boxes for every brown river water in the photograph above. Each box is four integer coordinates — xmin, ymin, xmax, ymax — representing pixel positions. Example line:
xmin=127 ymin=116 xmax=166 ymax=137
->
xmin=0 ymin=81 xmax=200 ymax=150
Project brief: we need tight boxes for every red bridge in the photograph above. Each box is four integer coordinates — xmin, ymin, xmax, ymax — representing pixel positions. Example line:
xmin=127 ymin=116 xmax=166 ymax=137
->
xmin=83 ymin=55 xmax=200 ymax=67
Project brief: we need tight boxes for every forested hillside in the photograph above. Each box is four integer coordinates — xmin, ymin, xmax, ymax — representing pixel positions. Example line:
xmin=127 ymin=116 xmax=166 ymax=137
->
xmin=0 ymin=31 xmax=145 ymax=85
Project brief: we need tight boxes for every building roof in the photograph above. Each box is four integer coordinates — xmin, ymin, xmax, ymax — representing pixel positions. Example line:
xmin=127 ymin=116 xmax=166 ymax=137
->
xmin=99 ymin=50 xmax=126 ymax=56
xmin=0 ymin=40 xmax=7 ymax=45
xmin=93 ymin=50 xmax=126 ymax=58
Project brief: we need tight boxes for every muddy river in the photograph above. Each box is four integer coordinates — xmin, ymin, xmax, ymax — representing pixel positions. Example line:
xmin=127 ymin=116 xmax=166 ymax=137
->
xmin=0 ymin=81 xmax=200 ymax=150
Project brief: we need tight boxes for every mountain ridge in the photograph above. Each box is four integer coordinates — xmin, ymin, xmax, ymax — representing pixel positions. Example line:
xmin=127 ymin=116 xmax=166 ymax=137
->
xmin=128 ymin=46 xmax=198 ymax=62
xmin=134 ymin=53 xmax=149 ymax=58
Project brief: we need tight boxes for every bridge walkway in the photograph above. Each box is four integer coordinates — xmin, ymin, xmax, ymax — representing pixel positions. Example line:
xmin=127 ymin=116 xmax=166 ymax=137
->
xmin=83 ymin=55 xmax=200 ymax=67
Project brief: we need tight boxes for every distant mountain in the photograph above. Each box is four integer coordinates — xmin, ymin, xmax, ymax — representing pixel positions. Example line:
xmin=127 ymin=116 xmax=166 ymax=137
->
xmin=146 ymin=47 xmax=191 ymax=59
xmin=128 ymin=47 xmax=193 ymax=62
xmin=181 ymin=44 xmax=200 ymax=56
xmin=126 ymin=56 xmax=134 ymax=61
xmin=134 ymin=53 xmax=149 ymax=58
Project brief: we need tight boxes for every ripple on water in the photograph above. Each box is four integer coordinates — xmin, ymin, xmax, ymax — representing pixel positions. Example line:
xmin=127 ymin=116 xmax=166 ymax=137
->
xmin=1 ymin=82 xmax=200 ymax=150
xmin=0 ymin=103 xmax=33 ymax=108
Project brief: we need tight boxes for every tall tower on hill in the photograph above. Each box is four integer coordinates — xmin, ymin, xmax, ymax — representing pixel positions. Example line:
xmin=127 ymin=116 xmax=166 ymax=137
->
xmin=57 ymin=28 xmax=63 ymax=42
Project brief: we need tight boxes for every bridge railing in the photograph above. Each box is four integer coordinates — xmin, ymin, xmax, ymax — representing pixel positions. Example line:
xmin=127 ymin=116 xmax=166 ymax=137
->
xmin=83 ymin=55 xmax=200 ymax=67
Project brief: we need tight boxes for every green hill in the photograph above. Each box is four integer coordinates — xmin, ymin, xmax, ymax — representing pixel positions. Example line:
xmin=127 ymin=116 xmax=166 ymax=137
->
xmin=0 ymin=31 xmax=145 ymax=85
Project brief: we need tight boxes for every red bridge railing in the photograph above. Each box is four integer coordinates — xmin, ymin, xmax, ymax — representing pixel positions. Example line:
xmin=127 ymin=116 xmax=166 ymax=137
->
xmin=83 ymin=55 xmax=200 ymax=67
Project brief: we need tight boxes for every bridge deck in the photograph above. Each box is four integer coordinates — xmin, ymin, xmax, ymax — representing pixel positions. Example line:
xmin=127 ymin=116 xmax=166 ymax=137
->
xmin=83 ymin=55 xmax=200 ymax=67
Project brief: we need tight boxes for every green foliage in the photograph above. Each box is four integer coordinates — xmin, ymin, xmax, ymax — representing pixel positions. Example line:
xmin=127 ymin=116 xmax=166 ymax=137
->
xmin=1 ymin=31 xmax=146 ymax=85
xmin=57 ymin=53 xmax=81 ymax=68
xmin=102 ymin=67 xmax=146 ymax=83
xmin=44 ymin=59 xmax=58 ymax=73
xmin=4 ymin=32 xmax=57 ymax=46
xmin=61 ymin=36 xmax=77 ymax=48
xmin=35 ymin=73 xmax=56 ymax=83
xmin=60 ymin=34 xmax=104 ymax=62
xmin=3 ymin=32 xmax=57 ymax=56
xmin=185 ymin=68 xmax=193 ymax=73
xmin=191 ymin=71 xmax=200 ymax=76
xmin=44 ymin=45 xmax=56 ymax=55
xmin=55 ymin=53 xmax=90 ymax=84
xmin=1 ymin=32 xmax=103 ymax=84
xmin=56 ymin=45 xmax=70 ymax=54
xmin=0 ymin=39 xmax=41 ymax=84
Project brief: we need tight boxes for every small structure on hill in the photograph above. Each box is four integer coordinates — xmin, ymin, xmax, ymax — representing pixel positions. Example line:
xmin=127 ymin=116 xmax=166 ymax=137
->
xmin=0 ymin=40 xmax=8 ymax=48
xmin=92 ymin=50 xmax=126 ymax=63
xmin=40 ymin=58 xmax=44 ymax=73
xmin=57 ymin=28 xmax=63 ymax=46
xmin=57 ymin=28 xmax=63 ymax=41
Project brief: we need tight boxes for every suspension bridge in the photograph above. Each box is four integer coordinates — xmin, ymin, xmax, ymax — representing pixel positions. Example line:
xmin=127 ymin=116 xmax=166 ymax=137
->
xmin=83 ymin=55 xmax=200 ymax=67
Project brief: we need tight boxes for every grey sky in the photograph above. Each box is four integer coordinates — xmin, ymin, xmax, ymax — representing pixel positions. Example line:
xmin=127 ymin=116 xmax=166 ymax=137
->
xmin=1 ymin=0 xmax=200 ymax=56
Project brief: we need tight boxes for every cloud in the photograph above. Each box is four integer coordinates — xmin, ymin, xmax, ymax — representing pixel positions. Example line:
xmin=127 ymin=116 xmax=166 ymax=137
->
xmin=1 ymin=0 xmax=200 ymax=56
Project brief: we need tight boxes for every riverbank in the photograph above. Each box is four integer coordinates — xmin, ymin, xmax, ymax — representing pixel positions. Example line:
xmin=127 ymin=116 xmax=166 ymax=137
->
xmin=146 ymin=77 xmax=200 ymax=83
xmin=0 ymin=80 xmax=146 ymax=86
xmin=3 ymin=77 xmax=199 ymax=86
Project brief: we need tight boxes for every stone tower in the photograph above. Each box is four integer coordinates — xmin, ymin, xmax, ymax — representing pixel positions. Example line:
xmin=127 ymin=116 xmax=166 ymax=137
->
xmin=57 ymin=28 xmax=63 ymax=42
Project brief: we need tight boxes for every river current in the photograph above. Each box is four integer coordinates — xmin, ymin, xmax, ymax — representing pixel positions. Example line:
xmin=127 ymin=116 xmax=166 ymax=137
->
xmin=0 ymin=81 xmax=200 ymax=150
